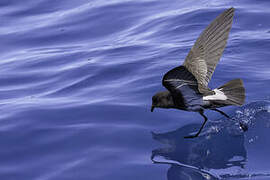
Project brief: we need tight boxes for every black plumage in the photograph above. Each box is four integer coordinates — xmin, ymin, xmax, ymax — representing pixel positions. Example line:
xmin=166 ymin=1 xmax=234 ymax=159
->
xmin=151 ymin=7 xmax=245 ymax=138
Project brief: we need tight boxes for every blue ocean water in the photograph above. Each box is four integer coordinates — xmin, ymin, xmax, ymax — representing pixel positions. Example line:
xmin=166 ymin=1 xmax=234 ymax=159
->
xmin=1 ymin=0 xmax=270 ymax=179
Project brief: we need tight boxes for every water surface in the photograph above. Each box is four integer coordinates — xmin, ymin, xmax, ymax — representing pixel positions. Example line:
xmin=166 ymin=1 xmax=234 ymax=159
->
xmin=1 ymin=0 xmax=270 ymax=179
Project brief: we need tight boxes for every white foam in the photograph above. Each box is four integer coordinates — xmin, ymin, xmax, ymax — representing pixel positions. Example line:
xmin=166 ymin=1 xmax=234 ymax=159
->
xmin=267 ymin=106 xmax=270 ymax=113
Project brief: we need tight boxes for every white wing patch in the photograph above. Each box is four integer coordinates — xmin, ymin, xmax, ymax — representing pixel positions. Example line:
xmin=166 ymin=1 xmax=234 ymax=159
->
xmin=203 ymin=89 xmax=227 ymax=101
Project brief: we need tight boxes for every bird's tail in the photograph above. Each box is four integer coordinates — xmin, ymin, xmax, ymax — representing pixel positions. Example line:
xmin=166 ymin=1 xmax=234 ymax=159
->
xmin=217 ymin=79 xmax=245 ymax=106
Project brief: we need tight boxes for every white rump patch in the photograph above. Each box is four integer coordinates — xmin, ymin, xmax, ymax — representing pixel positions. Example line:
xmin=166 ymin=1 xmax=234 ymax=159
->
xmin=203 ymin=89 xmax=227 ymax=101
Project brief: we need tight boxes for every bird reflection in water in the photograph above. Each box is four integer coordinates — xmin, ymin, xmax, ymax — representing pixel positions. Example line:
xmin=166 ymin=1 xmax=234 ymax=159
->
xmin=151 ymin=101 xmax=270 ymax=179
xmin=151 ymin=121 xmax=246 ymax=180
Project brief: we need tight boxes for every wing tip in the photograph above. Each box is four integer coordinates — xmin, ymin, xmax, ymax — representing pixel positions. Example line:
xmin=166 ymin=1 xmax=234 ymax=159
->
xmin=227 ymin=7 xmax=235 ymax=14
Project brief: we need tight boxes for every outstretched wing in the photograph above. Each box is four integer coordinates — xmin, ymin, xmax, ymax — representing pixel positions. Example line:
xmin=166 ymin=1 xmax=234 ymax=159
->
xmin=162 ymin=66 xmax=202 ymax=110
xmin=183 ymin=7 xmax=234 ymax=95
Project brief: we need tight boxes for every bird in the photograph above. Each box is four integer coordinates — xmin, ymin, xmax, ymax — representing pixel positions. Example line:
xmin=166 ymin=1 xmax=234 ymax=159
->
xmin=151 ymin=7 xmax=245 ymax=138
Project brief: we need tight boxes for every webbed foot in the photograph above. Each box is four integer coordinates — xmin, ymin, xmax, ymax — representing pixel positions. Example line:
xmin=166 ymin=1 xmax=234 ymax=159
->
xmin=184 ymin=134 xmax=199 ymax=139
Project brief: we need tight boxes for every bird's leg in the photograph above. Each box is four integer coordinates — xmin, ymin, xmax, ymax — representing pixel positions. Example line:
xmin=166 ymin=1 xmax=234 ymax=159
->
xmin=184 ymin=111 xmax=208 ymax=138
xmin=211 ymin=108 xmax=230 ymax=118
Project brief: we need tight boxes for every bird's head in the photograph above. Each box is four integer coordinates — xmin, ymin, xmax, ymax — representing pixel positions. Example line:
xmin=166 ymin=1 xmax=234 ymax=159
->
xmin=151 ymin=91 xmax=174 ymax=112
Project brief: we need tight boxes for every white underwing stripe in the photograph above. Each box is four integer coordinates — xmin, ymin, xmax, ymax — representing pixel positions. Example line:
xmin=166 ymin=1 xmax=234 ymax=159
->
xmin=176 ymin=83 xmax=187 ymax=89
xmin=164 ymin=79 xmax=197 ymax=85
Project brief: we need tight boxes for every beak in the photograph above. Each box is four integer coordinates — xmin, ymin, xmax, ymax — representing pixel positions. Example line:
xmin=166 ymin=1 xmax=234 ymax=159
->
xmin=151 ymin=106 xmax=155 ymax=112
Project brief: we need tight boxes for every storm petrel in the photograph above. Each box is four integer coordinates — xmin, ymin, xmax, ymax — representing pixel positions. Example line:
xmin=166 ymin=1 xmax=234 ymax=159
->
xmin=151 ymin=7 xmax=245 ymax=138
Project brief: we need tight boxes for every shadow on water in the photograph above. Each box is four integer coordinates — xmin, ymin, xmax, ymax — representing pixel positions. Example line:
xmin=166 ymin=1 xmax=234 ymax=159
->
xmin=151 ymin=101 xmax=270 ymax=180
